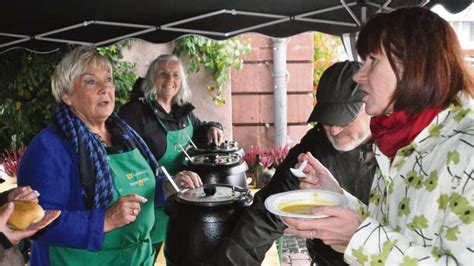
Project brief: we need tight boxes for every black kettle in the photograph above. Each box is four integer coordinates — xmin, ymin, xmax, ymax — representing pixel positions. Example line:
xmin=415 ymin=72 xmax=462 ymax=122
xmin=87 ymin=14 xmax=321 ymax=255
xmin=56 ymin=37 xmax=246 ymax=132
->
xmin=164 ymin=184 xmax=253 ymax=265
xmin=181 ymin=152 xmax=249 ymax=188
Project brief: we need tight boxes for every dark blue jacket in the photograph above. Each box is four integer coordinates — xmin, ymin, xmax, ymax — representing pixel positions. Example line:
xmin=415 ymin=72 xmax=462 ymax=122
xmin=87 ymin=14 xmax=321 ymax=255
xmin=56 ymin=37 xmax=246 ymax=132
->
xmin=18 ymin=126 xmax=106 ymax=266
xmin=18 ymin=126 xmax=164 ymax=266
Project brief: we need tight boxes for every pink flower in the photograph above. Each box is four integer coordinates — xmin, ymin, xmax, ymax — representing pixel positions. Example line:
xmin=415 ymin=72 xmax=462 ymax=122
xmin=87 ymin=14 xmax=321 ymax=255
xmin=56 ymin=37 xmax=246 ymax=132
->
xmin=0 ymin=146 xmax=26 ymax=177
xmin=243 ymin=145 xmax=290 ymax=169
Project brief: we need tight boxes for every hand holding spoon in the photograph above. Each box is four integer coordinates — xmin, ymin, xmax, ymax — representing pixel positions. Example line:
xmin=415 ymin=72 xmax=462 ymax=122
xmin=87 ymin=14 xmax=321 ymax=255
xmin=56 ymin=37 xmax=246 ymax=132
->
xmin=289 ymin=160 xmax=308 ymax=178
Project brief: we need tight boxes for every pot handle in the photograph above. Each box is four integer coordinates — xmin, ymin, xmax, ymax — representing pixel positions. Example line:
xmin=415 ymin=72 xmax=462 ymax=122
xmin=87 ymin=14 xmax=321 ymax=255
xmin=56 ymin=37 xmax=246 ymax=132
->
xmin=231 ymin=186 xmax=248 ymax=193
xmin=232 ymin=186 xmax=253 ymax=207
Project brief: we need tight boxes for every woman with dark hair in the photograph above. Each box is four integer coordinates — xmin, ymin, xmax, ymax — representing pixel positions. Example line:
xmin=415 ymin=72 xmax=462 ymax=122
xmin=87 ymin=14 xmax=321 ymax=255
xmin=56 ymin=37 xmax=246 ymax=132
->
xmin=283 ymin=7 xmax=473 ymax=265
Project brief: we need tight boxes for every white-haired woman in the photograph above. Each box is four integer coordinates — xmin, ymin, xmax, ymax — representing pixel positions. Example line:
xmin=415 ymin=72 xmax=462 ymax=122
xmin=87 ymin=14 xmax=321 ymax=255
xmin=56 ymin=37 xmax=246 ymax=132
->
xmin=18 ymin=46 xmax=164 ymax=266
xmin=119 ymin=54 xmax=223 ymax=254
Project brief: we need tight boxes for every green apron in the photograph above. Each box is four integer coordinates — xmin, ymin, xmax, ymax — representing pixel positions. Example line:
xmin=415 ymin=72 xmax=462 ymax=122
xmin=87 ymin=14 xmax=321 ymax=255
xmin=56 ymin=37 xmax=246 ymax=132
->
xmin=49 ymin=148 xmax=156 ymax=266
xmin=150 ymin=115 xmax=194 ymax=244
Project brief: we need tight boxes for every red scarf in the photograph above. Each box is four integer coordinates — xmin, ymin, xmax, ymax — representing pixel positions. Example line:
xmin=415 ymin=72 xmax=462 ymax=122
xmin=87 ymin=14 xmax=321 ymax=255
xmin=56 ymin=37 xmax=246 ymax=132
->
xmin=370 ymin=107 xmax=443 ymax=159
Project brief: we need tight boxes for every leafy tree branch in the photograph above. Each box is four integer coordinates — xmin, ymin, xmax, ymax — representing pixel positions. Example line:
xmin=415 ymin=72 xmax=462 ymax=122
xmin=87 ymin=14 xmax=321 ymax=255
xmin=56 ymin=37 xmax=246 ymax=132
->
xmin=174 ymin=36 xmax=250 ymax=105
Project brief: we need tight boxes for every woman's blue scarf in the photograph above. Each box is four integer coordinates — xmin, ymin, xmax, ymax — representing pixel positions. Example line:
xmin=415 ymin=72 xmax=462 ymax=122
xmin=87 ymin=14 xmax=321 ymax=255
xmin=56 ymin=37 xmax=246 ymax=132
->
xmin=53 ymin=104 xmax=159 ymax=209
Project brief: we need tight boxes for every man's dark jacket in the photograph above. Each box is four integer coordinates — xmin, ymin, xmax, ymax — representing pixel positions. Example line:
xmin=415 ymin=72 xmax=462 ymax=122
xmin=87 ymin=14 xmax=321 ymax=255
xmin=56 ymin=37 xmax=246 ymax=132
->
xmin=217 ymin=125 xmax=375 ymax=265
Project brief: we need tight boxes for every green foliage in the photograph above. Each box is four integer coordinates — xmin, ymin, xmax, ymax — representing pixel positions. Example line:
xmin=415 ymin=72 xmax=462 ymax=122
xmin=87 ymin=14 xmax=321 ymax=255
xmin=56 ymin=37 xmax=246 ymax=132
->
xmin=0 ymin=42 xmax=136 ymax=151
xmin=0 ymin=49 xmax=66 ymax=151
xmin=174 ymin=36 xmax=251 ymax=105
xmin=313 ymin=32 xmax=342 ymax=100
xmin=96 ymin=41 xmax=136 ymax=108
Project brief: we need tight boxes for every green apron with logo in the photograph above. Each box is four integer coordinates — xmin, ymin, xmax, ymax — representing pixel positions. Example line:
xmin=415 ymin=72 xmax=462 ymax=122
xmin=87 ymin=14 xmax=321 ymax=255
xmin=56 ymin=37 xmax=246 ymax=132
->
xmin=150 ymin=114 xmax=194 ymax=244
xmin=49 ymin=148 xmax=156 ymax=266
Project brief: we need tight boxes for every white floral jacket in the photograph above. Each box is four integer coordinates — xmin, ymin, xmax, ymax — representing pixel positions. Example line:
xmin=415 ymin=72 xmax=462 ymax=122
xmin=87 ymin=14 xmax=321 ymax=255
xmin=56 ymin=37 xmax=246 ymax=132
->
xmin=344 ymin=94 xmax=473 ymax=265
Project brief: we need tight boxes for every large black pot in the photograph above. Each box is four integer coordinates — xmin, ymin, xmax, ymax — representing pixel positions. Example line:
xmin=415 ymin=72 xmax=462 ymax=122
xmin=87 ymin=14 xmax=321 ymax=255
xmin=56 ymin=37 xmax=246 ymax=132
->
xmin=182 ymin=152 xmax=249 ymax=188
xmin=164 ymin=184 xmax=253 ymax=266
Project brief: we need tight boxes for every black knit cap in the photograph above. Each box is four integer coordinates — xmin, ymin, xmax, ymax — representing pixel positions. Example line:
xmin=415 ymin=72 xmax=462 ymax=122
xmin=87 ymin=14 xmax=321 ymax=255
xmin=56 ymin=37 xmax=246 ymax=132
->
xmin=307 ymin=60 xmax=363 ymax=126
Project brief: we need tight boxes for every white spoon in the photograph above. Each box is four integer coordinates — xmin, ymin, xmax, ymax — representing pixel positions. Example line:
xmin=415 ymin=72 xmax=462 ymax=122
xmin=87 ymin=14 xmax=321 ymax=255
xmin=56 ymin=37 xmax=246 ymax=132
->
xmin=289 ymin=160 xmax=308 ymax=178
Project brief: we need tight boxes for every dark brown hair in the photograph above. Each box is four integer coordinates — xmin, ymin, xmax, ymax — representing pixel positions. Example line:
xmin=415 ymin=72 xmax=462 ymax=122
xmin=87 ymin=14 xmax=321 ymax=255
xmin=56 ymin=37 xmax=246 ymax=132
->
xmin=356 ymin=7 xmax=473 ymax=115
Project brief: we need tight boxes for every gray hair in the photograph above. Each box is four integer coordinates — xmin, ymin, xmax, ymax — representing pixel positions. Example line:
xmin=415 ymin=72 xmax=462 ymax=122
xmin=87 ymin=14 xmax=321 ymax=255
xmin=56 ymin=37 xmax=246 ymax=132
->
xmin=143 ymin=54 xmax=191 ymax=106
xmin=51 ymin=46 xmax=113 ymax=103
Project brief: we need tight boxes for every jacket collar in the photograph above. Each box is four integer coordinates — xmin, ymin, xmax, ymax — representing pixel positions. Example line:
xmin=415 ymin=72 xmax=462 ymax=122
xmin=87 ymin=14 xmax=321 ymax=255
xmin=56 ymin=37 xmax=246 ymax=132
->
xmin=149 ymin=100 xmax=195 ymax=121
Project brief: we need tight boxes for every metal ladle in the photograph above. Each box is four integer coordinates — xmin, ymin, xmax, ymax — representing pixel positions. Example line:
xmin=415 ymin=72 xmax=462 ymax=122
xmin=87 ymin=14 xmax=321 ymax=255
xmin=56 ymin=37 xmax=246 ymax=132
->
xmin=176 ymin=143 xmax=194 ymax=162
xmin=159 ymin=166 xmax=181 ymax=193
xmin=184 ymin=133 xmax=198 ymax=149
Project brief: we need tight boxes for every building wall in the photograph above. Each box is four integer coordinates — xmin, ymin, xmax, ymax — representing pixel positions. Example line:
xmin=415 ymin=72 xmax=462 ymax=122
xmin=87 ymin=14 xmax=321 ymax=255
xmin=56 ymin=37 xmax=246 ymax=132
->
xmin=122 ymin=33 xmax=315 ymax=153
xmin=231 ymin=33 xmax=314 ymax=151
xmin=121 ymin=40 xmax=234 ymax=140
xmin=433 ymin=4 xmax=474 ymax=68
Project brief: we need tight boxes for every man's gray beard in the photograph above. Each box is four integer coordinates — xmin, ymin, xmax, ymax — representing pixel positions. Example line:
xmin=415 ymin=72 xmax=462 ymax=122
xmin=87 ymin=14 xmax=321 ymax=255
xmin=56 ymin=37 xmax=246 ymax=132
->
xmin=325 ymin=131 xmax=369 ymax=152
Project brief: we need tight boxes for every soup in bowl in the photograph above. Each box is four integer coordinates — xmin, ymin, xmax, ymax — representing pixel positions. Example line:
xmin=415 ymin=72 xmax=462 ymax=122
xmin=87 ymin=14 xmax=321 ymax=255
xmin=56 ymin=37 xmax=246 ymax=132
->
xmin=279 ymin=199 xmax=337 ymax=214
xmin=265 ymin=189 xmax=347 ymax=218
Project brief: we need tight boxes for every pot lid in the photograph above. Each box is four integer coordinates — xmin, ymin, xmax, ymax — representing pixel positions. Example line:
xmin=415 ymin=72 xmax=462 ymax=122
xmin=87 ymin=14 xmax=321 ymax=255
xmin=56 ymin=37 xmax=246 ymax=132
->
xmin=188 ymin=152 xmax=241 ymax=166
xmin=176 ymin=184 xmax=249 ymax=207
xmin=188 ymin=140 xmax=240 ymax=154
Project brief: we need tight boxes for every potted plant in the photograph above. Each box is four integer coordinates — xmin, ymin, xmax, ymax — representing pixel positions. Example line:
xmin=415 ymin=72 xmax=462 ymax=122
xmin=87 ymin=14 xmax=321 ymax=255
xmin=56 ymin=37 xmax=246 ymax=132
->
xmin=243 ymin=145 xmax=289 ymax=188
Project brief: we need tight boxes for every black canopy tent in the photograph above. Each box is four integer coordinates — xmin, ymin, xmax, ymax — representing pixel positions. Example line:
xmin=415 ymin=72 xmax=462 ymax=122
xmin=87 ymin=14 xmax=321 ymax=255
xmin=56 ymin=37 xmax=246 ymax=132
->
xmin=0 ymin=0 xmax=471 ymax=54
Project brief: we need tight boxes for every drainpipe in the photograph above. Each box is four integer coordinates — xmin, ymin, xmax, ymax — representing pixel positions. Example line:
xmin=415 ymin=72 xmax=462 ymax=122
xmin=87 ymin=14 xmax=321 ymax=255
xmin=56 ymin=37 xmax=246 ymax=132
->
xmin=272 ymin=38 xmax=288 ymax=147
